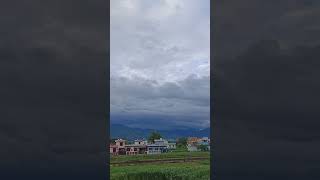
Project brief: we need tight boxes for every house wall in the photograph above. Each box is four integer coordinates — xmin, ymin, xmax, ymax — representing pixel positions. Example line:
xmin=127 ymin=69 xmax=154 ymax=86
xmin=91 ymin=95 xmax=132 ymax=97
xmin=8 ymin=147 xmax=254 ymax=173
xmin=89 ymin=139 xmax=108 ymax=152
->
xmin=125 ymin=146 xmax=146 ymax=155
xmin=147 ymin=147 xmax=161 ymax=154
xmin=115 ymin=140 xmax=125 ymax=148
xmin=187 ymin=145 xmax=199 ymax=152
xmin=154 ymin=138 xmax=168 ymax=146
xmin=146 ymin=146 xmax=167 ymax=154
xmin=126 ymin=147 xmax=138 ymax=155
xmin=167 ymin=143 xmax=176 ymax=149
xmin=109 ymin=146 xmax=119 ymax=155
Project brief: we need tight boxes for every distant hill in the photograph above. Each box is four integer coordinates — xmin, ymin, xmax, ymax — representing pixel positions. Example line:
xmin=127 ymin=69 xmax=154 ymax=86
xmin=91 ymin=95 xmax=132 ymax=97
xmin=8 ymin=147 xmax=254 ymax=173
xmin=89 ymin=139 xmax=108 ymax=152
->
xmin=110 ymin=124 xmax=210 ymax=140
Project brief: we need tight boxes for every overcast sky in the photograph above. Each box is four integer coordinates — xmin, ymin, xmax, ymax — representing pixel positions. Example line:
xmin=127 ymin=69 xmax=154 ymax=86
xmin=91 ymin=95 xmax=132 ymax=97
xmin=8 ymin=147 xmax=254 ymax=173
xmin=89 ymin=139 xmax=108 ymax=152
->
xmin=110 ymin=0 xmax=210 ymax=130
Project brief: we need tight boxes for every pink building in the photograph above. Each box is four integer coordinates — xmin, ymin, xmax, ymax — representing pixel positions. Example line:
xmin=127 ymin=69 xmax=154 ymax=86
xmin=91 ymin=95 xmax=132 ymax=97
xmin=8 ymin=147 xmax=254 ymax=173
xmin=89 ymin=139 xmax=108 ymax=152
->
xmin=109 ymin=138 xmax=147 ymax=156
xmin=115 ymin=139 xmax=126 ymax=147
xmin=110 ymin=144 xmax=119 ymax=155
xmin=113 ymin=139 xmax=126 ymax=155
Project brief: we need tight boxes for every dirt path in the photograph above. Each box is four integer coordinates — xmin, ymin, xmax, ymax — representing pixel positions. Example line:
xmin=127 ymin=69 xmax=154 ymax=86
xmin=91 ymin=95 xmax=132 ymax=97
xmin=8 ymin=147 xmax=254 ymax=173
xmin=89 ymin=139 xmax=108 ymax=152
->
xmin=111 ymin=157 xmax=209 ymax=166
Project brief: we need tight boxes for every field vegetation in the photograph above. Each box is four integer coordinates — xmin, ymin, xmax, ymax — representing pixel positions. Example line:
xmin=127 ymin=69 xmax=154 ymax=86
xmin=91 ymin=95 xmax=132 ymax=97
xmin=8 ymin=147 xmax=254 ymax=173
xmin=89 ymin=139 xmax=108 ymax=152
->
xmin=110 ymin=150 xmax=210 ymax=180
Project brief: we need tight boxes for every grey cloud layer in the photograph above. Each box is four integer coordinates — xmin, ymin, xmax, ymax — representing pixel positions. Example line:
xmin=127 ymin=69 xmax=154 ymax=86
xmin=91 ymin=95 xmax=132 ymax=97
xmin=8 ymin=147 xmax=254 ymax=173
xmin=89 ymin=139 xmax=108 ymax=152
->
xmin=111 ymin=75 xmax=210 ymax=129
xmin=111 ymin=0 xmax=210 ymax=129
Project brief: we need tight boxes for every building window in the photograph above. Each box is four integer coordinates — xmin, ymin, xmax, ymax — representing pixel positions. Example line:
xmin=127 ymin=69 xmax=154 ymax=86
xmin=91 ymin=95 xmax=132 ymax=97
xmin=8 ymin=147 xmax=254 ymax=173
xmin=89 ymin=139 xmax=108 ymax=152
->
xmin=113 ymin=148 xmax=116 ymax=152
xmin=120 ymin=142 xmax=123 ymax=146
xmin=134 ymin=148 xmax=137 ymax=151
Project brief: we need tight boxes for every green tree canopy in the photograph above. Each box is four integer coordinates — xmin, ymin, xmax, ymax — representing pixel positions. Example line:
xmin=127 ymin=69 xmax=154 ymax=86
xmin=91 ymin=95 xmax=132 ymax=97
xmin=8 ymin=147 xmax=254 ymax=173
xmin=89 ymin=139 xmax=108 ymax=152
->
xmin=198 ymin=144 xmax=209 ymax=152
xmin=148 ymin=131 xmax=162 ymax=143
xmin=177 ymin=137 xmax=188 ymax=146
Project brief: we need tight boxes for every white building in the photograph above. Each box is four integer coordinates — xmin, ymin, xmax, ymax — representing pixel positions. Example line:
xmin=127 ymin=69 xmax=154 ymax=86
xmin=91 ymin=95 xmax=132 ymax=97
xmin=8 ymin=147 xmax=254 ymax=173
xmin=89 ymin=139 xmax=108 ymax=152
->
xmin=146 ymin=144 xmax=167 ymax=154
xmin=154 ymin=138 xmax=176 ymax=150
xmin=167 ymin=142 xmax=176 ymax=149
xmin=154 ymin=138 xmax=168 ymax=145
xmin=187 ymin=144 xmax=199 ymax=152
xmin=145 ymin=138 xmax=175 ymax=154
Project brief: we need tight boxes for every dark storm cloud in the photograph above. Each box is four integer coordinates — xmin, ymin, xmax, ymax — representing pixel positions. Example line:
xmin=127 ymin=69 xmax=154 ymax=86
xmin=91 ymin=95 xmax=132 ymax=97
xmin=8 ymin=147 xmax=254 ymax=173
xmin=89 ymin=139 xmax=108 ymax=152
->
xmin=111 ymin=114 xmax=207 ymax=130
xmin=110 ymin=75 xmax=210 ymax=129
xmin=0 ymin=0 xmax=107 ymax=179
xmin=213 ymin=1 xmax=320 ymax=179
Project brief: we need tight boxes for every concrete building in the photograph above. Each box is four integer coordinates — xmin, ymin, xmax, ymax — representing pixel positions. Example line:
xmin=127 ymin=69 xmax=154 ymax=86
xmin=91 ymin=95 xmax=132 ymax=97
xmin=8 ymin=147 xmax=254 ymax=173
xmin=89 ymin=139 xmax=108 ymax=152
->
xmin=154 ymin=138 xmax=176 ymax=150
xmin=146 ymin=144 xmax=168 ymax=154
xmin=167 ymin=142 xmax=176 ymax=149
xmin=187 ymin=137 xmax=200 ymax=145
xmin=125 ymin=144 xmax=147 ymax=155
xmin=109 ymin=144 xmax=119 ymax=155
xmin=186 ymin=137 xmax=211 ymax=152
xmin=115 ymin=139 xmax=126 ymax=155
xmin=154 ymin=138 xmax=168 ymax=145
xmin=187 ymin=144 xmax=199 ymax=152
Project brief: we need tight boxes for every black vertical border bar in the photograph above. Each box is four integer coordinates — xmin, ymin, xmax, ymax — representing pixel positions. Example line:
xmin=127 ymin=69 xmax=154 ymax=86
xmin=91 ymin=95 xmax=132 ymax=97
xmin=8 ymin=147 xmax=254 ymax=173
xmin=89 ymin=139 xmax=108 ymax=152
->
xmin=106 ymin=0 xmax=111 ymax=178
xmin=210 ymin=0 xmax=215 ymax=179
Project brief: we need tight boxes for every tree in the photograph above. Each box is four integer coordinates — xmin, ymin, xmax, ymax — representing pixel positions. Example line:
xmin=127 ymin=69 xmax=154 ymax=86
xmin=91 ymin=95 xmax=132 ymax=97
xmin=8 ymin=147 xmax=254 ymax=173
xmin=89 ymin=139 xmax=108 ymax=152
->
xmin=148 ymin=131 xmax=162 ymax=143
xmin=110 ymin=138 xmax=117 ymax=144
xmin=177 ymin=137 xmax=187 ymax=146
xmin=198 ymin=144 xmax=209 ymax=152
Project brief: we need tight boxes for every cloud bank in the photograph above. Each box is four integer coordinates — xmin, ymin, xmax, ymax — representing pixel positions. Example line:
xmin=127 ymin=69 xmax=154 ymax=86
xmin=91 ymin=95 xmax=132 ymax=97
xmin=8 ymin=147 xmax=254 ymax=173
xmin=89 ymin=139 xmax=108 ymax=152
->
xmin=110 ymin=0 xmax=210 ymax=129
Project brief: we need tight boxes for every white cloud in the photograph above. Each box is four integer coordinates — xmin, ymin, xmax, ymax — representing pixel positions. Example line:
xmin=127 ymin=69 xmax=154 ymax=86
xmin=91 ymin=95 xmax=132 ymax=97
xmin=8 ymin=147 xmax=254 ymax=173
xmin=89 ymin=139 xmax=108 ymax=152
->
xmin=110 ymin=0 xmax=210 ymax=129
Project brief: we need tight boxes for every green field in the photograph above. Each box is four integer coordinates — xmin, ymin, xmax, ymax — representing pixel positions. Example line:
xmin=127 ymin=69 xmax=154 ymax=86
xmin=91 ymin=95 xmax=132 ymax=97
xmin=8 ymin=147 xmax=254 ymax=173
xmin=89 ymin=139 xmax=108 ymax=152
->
xmin=110 ymin=151 xmax=210 ymax=180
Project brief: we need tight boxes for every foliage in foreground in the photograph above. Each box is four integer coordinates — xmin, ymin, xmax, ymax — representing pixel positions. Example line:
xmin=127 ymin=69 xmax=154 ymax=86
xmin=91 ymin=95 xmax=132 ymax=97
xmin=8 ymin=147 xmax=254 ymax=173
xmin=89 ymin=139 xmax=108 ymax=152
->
xmin=111 ymin=160 xmax=210 ymax=180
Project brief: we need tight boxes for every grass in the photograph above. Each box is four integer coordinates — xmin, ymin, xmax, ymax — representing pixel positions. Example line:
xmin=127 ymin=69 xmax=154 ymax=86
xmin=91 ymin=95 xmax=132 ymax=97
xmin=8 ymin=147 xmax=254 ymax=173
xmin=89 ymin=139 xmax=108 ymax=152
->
xmin=111 ymin=151 xmax=209 ymax=163
xmin=110 ymin=151 xmax=210 ymax=180
xmin=111 ymin=160 xmax=210 ymax=180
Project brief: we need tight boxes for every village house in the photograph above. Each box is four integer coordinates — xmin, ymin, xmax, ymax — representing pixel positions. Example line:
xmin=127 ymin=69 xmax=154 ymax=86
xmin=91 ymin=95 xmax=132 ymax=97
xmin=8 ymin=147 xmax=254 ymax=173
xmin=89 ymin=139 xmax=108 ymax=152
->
xmin=134 ymin=139 xmax=148 ymax=145
xmin=110 ymin=144 xmax=119 ymax=155
xmin=115 ymin=139 xmax=126 ymax=155
xmin=125 ymin=139 xmax=147 ymax=155
xmin=110 ymin=139 xmax=125 ymax=155
xmin=186 ymin=137 xmax=210 ymax=152
xmin=167 ymin=142 xmax=176 ymax=149
xmin=110 ymin=139 xmax=148 ymax=156
xmin=154 ymin=138 xmax=176 ymax=150
xmin=146 ymin=138 xmax=171 ymax=154
xmin=125 ymin=144 xmax=147 ymax=155
xmin=187 ymin=143 xmax=199 ymax=152
xmin=110 ymin=137 xmax=193 ymax=155
xmin=200 ymin=137 xmax=210 ymax=143
xmin=154 ymin=138 xmax=167 ymax=145
xmin=146 ymin=144 xmax=168 ymax=154
xmin=199 ymin=137 xmax=211 ymax=150
xmin=187 ymin=137 xmax=200 ymax=144
xmin=167 ymin=139 xmax=177 ymax=150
